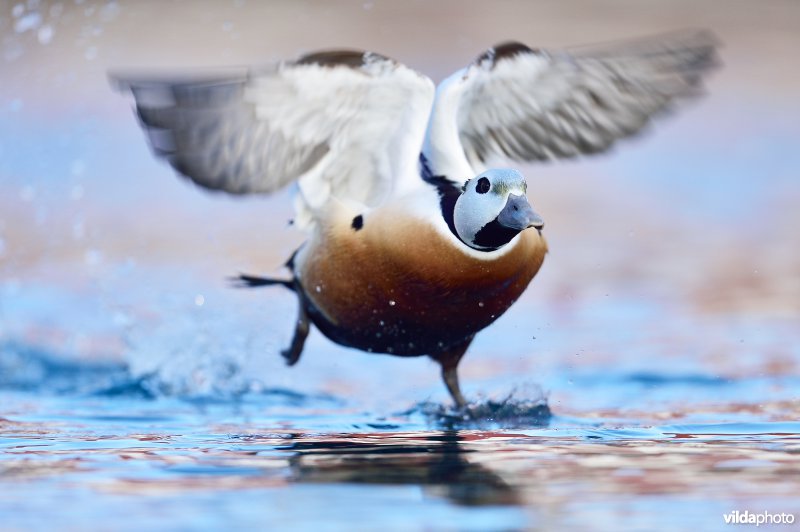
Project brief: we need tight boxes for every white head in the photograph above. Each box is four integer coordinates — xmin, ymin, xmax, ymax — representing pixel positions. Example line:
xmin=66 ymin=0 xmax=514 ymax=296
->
xmin=454 ymin=168 xmax=544 ymax=251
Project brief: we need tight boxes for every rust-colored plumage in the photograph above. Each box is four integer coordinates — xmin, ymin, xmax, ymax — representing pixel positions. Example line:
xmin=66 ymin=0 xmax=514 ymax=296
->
xmin=297 ymin=208 xmax=547 ymax=358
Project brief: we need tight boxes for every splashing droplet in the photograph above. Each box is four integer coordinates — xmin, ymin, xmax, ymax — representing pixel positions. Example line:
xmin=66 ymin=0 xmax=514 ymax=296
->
xmin=388 ymin=300 xmax=396 ymax=306
xmin=14 ymin=12 xmax=42 ymax=33
xmin=37 ymin=24 xmax=53 ymax=44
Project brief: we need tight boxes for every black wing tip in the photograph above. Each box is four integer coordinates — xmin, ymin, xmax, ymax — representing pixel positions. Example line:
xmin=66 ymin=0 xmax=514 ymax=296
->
xmin=475 ymin=41 xmax=538 ymax=69
xmin=296 ymin=49 xmax=394 ymax=69
xmin=493 ymin=41 xmax=536 ymax=58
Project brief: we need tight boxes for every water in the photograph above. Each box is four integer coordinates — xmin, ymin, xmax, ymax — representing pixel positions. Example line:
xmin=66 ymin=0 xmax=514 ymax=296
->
xmin=3 ymin=391 xmax=800 ymax=530
xmin=1 ymin=278 xmax=799 ymax=530
xmin=2 ymin=1 xmax=800 ymax=531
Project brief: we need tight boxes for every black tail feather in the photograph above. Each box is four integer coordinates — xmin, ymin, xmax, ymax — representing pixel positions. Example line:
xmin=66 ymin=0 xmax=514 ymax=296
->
xmin=230 ymin=273 xmax=295 ymax=291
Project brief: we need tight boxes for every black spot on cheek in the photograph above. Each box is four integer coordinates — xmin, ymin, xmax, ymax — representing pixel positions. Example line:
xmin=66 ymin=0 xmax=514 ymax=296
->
xmin=351 ymin=215 xmax=364 ymax=231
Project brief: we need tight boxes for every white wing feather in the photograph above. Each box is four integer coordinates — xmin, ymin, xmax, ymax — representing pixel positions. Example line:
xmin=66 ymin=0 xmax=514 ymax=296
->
xmin=113 ymin=52 xmax=435 ymax=228
xmin=425 ymin=30 xmax=720 ymax=178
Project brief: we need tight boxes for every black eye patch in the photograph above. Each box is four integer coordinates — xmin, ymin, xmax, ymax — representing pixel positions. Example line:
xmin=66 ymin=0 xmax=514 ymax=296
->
xmin=476 ymin=177 xmax=490 ymax=194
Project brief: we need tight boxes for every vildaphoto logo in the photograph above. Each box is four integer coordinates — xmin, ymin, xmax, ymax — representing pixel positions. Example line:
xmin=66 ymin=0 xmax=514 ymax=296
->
xmin=723 ymin=510 xmax=795 ymax=526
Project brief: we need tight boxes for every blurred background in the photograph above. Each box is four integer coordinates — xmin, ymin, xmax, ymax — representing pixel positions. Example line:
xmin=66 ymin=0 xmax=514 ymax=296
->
xmin=2 ymin=2 xmax=800 ymax=530
xmin=1 ymin=0 xmax=798 ymax=413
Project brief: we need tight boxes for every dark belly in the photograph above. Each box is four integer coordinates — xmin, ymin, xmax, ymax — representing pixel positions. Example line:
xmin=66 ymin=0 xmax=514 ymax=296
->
xmin=300 ymin=276 xmax=524 ymax=356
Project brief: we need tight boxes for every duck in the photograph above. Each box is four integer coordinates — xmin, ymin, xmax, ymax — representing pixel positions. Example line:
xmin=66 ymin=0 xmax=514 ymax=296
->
xmin=113 ymin=30 xmax=718 ymax=407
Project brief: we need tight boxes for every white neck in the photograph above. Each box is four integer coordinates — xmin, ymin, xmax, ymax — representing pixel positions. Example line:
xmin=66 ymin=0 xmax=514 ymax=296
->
xmin=423 ymin=68 xmax=475 ymax=181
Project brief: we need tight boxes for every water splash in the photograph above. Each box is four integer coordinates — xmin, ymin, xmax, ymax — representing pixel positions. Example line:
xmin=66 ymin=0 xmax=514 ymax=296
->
xmin=409 ymin=388 xmax=552 ymax=430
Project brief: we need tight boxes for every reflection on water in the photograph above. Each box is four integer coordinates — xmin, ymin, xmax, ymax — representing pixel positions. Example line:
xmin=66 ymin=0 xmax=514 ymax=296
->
xmin=284 ymin=431 xmax=520 ymax=507
xmin=3 ymin=395 xmax=800 ymax=530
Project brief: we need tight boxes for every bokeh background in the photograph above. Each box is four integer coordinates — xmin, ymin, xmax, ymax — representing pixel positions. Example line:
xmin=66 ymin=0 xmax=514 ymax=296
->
xmin=1 ymin=2 xmax=799 ymax=530
xmin=2 ymin=0 xmax=797 ymax=408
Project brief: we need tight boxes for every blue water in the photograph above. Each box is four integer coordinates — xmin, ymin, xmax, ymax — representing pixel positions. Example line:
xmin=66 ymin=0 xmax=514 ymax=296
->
xmin=2 ymin=274 xmax=799 ymax=531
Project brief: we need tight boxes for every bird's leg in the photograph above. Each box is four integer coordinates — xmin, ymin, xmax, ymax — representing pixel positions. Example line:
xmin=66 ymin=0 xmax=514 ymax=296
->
xmin=230 ymin=273 xmax=295 ymax=290
xmin=282 ymin=302 xmax=310 ymax=366
xmin=432 ymin=337 xmax=474 ymax=409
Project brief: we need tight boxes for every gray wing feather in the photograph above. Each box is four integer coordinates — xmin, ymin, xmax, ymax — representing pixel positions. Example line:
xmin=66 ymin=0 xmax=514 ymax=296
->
xmin=117 ymin=74 xmax=328 ymax=195
xmin=458 ymin=30 xmax=720 ymax=168
xmin=112 ymin=54 xmax=435 ymax=224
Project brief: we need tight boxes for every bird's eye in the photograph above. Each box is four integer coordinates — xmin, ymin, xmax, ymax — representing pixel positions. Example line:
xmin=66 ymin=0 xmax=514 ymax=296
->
xmin=476 ymin=177 xmax=490 ymax=194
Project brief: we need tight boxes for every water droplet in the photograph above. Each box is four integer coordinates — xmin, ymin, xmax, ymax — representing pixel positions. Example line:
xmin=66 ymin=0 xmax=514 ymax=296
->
xmin=14 ymin=12 xmax=42 ymax=33
xmin=388 ymin=300 xmax=396 ymax=306
xmin=70 ymin=184 xmax=84 ymax=200
xmin=37 ymin=24 xmax=53 ymax=44
xmin=19 ymin=185 xmax=35 ymax=201
xmin=12 ymin=4 xmax=25 ymax=18
xmin=478 ymin=301 xmax=484 ymax=307
xmin=70 ymin=159 xmax=85 ymax=176
xmin=99 ymin=1 xmax=120 ymax=21
xmin=84 ymin=249 xmax=102 ymax=266
xmin=315 ymin=285 xmax=321 ymax=292
xmin=112 ymin=311 xmax=130 ymax=327
xmin=194 ymin=294 xmax=205 ymax=306
xmin=379 ymin=320 xmax=384 ymax=326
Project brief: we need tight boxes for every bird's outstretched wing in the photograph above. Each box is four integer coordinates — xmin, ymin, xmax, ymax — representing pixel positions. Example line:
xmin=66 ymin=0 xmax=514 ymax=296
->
xmin=112 ymin=51 xmax=435 ymax=227
xmin=427 ymin=30 xmax=720 ymax=176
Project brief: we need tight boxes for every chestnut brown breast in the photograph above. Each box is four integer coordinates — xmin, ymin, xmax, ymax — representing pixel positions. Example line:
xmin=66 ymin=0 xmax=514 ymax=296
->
xmin=296 ymin=207 xmax=547 ymax=357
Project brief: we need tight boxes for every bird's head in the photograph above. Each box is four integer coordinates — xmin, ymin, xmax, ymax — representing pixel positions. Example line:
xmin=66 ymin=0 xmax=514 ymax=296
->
xmin=454 ymin=168 xmax=544 ymax=251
